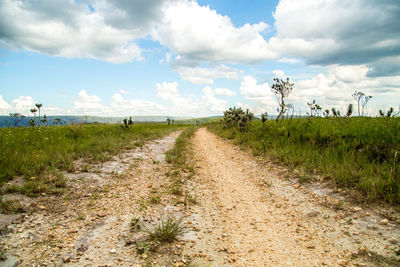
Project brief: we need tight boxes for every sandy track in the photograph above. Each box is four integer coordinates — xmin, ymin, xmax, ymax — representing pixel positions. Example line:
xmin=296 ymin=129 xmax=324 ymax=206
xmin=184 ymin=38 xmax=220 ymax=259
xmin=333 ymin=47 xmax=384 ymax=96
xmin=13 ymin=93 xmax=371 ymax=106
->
xmin=187 ymin=128 xmax=400 ymax=266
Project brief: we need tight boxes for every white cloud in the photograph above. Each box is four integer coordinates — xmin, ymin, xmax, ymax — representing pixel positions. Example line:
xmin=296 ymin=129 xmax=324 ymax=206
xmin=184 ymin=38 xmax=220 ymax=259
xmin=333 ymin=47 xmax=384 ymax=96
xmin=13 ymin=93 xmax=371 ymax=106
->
xmin=239 ymin=76 xmax=277 ymax=113
xmin=155 ymin=81 xmax=228 ymax=116
xmin=11 ymin=96 xmax=36 ymax=114
xmin=156 ymin=81 xmax=202 ymax=115
xmin=111 ymin=93 xmax=164 ymax=115
xmin=119 ymin=89 xmax=130 ymax=95
xmin=271 ymin=0 xmax=400 ymax=70
xmin=0 ymin=0 xmax=156 ymax=63
xmin=215 ymin=88 xmax=236 ymax=97
xmin=73 ymin=90 xmax=111 ymax=115
xmin=202 ymin=87 xmax=227 ymax=112
xmin=0 ymin=95 xmax=12 ymax=114
xmin=329 ymin=65 xmax=369 ymax=83
xmin=272 ymin=70 xmax=286 ymax=79
xmin=288 ymin=64 xmax=400 ymax=115
xmin=155 ymin=0 xmax=277 ymax=64
xmin=156 ymin=82 xmax=180 ymax=101
xmin=173 ymin=64 xmax=241 ymax=84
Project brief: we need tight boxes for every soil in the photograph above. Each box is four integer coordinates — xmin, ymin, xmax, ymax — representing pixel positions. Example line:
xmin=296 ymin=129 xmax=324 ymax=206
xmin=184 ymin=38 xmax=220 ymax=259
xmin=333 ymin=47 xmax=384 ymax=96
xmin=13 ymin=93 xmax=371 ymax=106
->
xmin=1 ymin=128 xmax=399 ymax=266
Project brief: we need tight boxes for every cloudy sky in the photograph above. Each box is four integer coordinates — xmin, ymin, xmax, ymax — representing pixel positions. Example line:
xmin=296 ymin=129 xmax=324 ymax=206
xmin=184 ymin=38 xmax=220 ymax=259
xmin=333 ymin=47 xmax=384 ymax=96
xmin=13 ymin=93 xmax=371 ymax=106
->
xmin=0 ymin=0 xmax=399 ymax=117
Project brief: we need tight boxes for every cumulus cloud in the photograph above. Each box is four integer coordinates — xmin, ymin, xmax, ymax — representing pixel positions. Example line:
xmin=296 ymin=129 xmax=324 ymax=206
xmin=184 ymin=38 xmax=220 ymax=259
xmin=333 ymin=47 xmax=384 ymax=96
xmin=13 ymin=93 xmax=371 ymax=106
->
xmin=73 ymin=90 xmax=110 ymax=115
xmin=271 ymin=0 xmax=400 ymax=73
xmin=156 ymin=81 xmax=228 ymax=115
xmin=202 ymin=87 xmax=227 ymax=112
xmin=272 ymin=70 xmax=286 ymax=79
xmin=111 ymin=93 xmax=164 ymax=115
xmin=215 ymin=88 xmax=236 ymax=97
xmin=172 ymin=64 xmax=241 ymax=84
xmin=0 ymin=95 xmax=12 ymax=113
xmin=0 ymin=0 xmax=164 ymax=63
xmin=239 ymin=76 xmax=277 ymax=113
xmin=155 ymin=0 xmax=277 ymax=64
xmin=156 ymin=81 xmax=203 ymax=115
xmin=288 ymin=64 xmax=400 ymax=114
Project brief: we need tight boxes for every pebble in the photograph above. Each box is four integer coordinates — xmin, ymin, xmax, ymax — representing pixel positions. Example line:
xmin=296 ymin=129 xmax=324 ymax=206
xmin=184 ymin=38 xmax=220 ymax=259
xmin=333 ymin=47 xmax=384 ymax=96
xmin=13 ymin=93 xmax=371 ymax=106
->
xmin=379 ymin=219 xmax=389 ymax=225
xmin=110 ymin=248 xmax=117 ymax=254
xmin=62 ymin=256 xmax=71 ymax=263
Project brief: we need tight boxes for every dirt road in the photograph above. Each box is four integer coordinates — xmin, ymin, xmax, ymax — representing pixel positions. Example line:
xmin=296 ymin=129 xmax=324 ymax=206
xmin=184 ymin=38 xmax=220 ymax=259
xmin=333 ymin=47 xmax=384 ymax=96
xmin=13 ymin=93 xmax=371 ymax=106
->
xmin=184 ymin=128 xmax=400 ymax=266
xmin=1 ymin=128 xmax=399 ymax=266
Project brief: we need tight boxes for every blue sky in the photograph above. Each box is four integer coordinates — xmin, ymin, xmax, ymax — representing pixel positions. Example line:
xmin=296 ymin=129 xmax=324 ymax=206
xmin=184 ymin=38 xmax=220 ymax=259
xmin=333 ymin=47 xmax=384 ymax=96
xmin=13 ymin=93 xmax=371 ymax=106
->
xmin=0 ymin=0 xmax=399 ymax=117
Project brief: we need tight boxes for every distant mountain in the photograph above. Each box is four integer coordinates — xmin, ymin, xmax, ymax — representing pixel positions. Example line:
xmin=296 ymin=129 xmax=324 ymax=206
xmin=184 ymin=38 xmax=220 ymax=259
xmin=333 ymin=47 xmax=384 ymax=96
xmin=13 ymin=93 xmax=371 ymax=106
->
xmin=0 ymin=115 xmax=193 ymax=128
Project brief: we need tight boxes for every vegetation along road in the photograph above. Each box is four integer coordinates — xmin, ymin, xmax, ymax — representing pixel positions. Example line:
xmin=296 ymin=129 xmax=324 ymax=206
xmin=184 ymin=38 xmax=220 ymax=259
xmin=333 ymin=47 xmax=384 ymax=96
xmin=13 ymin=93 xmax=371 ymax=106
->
xmin=0 ymin=125 xmax=399 ymax=266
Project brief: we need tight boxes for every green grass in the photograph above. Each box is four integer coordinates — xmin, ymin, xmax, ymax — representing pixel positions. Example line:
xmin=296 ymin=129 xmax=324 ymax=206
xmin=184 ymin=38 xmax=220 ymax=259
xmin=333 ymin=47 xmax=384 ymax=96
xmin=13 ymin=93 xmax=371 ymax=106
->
xmin=0 ymin=123 xmax=185 ymax=195
xmin=166 ymin=127 xmax=196 ymax=168
xmin=144 ymin=215 xmax=186 ymax=243
xmin=208 ymin=117 xmax=400 ymax=203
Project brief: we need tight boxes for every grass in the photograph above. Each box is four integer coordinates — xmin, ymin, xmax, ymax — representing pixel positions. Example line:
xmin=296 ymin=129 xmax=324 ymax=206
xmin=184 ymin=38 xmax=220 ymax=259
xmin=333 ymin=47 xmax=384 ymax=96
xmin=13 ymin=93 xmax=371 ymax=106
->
xmin=166 ymin=127 xmax=196 ymax=168
xmin=0 ymin=123 xmax=185 ymax=196
xmin=0 ymin=196 xmax=24 ymax=214
xmin=144 ymin=215 xmax=186 ymax=243
xmin=208 ymin=117 xmax=400 ymax=203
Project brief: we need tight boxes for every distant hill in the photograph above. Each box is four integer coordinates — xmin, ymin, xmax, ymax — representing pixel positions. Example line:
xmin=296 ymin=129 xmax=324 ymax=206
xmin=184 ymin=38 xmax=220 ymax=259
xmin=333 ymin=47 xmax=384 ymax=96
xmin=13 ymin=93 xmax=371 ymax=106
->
xmin=177 ymin=116 xmax=222 ymax=124
xmin=0 ymin=115 xmax=193 ymax=128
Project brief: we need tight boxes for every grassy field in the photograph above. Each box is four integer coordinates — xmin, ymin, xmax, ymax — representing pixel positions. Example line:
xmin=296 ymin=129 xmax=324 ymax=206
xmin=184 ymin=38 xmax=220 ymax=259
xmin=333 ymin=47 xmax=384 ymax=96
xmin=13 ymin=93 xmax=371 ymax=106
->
xmin=0 ymin=123 xmax=185 ymax=196
xmin=208 ymin=117 xmax=400 ymax=203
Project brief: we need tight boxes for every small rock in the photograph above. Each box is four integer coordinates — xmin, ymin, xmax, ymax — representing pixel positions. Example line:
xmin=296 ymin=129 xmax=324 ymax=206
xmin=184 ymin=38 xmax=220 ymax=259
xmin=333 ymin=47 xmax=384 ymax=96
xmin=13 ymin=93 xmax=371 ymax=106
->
xmin=379 ymin=219 xmax=389 ymax=225
xmin=62 ymin=256 xmax=71 ymax=263
xmin=275 ymin=203 xmax=282 ymax=208
xmin=389 ymin=239 xmax=398 ymax=244
xmin=110 ymin=248 xmax=117 ymax=254
xmin=38 ymin=205 xmax=46 ymax=210
xmin=306 ymin=245 xmax=315 ymax=249
xmin=351 ymin=207 xmax=362 ymax=212
xmin=174 ymin=262 xmax=184 ymax=267
xmin=97 ymin=212 xmax=107 ymax=218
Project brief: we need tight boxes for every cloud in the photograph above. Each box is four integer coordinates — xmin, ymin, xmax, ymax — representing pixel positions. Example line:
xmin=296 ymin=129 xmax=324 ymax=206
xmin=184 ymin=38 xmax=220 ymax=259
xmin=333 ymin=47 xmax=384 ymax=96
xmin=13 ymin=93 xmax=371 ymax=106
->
xmin=172 ymin=64 xmax=241 ymax=84
xmin=272 ymin=70 xmax=286 ymax=79
xmin=154 ymin=0 xmax=277 ymax=64
xmin=0 ymin=95 xmax=11 ymax=111
xmin=288 ymin=64 xmax=400 ymax=114
xmin=73 ymin=90 xmax=111 ymax=115
xmin=111 ymin=93 xmax=165 ymax=115
xmin=0 ymin=0 xmax=162 ymax=63
xmin=202 ymin=87 xmax=227 ymax=112
xmin=271 ymin=0 xmax=400 ymax=72
xmin=11 ymin=96 xmax=36 ymax=114
xmin=156 ymin=81 xmax=202 ymax=115
xmin=215 ymin=88 xmax=236 ymax=97
xmin=156 ymin=81 xmax=228 ymax=115
xmin=239 ymin=76 xmax=277 ymax=113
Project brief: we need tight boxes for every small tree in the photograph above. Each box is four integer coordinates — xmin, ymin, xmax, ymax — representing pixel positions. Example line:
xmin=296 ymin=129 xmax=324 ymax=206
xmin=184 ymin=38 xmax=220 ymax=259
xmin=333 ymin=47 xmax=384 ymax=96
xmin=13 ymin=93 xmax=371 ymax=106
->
xmin=307 ymin=99 xmax=322 ymax=117
xmin=9 ymin=113 xmax=25 ymax=126
xmin=29 ymin=118 xmax=35 ymax=127
xmin=379 ymin=107 xmax=399 ymax=118
xmin=53 ymin=118 xmax=62 ymax=125
xmin=30 ymin=108 xmax=37 ymax=126
xmin=35 ymin=103 xmax=42 ymax=126
xmin=261 ymin=112 xmax=268 ymax=126
xmin=345 ymin=104 xmax=353 ymax=118
xmin=41 ymin=114 xmax=48 ymax=126
xmin=271 ymin=77 xmax=294 ymax=122
xmin=323 ymin=109 xmax=330 ymax=118
xmin=128 ymin=116 xmax=134 ymax=125
xmin=352 ymin=91 xmax=372 ymax=116
xmin=222 ymin=107 xmax=252 ymax=131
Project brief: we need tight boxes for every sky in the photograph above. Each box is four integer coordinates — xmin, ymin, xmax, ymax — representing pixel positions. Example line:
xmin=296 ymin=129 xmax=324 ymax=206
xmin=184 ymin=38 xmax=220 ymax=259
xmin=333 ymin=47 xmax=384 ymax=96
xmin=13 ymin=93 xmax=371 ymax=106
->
xmin=0 ymin=0 xmax=399 ymax=117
